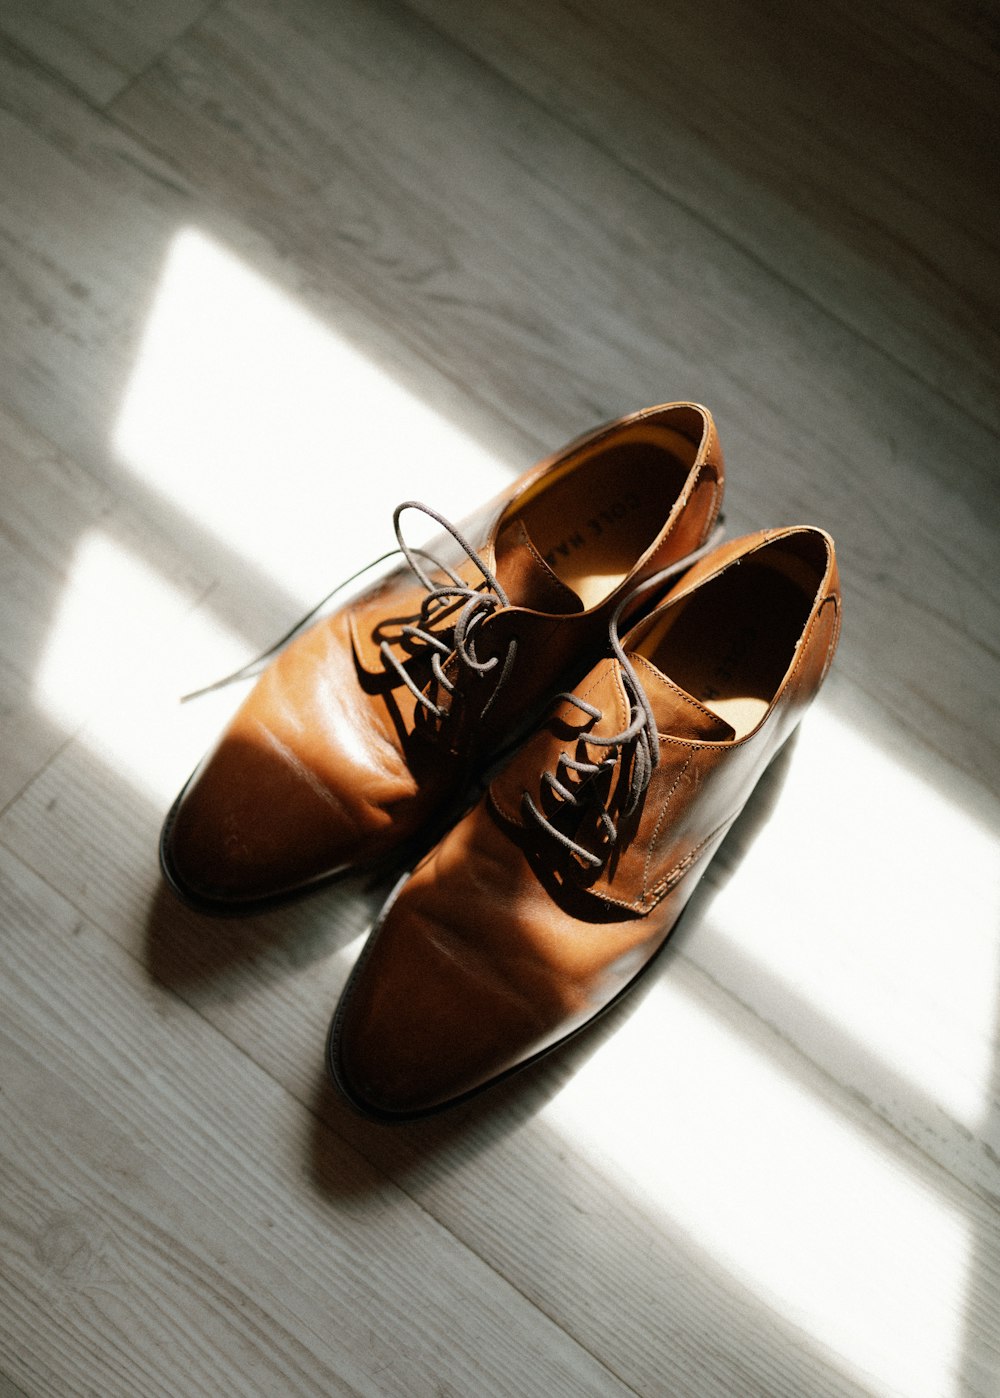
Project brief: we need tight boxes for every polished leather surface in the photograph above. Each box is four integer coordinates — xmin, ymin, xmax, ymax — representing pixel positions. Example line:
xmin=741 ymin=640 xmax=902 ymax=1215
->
xmin=162 ymin=402 xmax=725 ymax=908
xmin=330 ymin=527 xmax=840 ymax=1119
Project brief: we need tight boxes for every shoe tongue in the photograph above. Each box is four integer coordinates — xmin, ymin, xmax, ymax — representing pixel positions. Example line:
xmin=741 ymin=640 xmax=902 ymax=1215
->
xmin=493 ymin=516 xmax=584 ymax=615
xmin=627 ymin=654 xmax=735 ymax=741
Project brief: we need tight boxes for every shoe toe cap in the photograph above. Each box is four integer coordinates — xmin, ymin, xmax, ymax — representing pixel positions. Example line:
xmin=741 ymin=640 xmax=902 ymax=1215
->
xmin=162 ymin=728 xmax=369 ymax=909
xmin=329 ymin=843 xmax=573 ymax=1118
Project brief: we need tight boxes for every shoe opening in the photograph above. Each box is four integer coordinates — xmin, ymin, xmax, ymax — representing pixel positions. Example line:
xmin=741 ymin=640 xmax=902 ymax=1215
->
xmin=506 ymin=414 xmax=705 ymax=611
xmin=636 ymin=530 xmax=829 ymax=739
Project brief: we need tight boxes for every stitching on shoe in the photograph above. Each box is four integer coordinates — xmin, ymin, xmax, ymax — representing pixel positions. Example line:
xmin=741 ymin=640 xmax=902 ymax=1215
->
xmin=646 ymin=813 xmax=738 ymax=903
xmin=629 ymin=654 xmax=725 ymax=728
xmin=641 ymin=750 xmax=693 ymax=903
xmin=596 ymin=807 xmax=736 ymax=914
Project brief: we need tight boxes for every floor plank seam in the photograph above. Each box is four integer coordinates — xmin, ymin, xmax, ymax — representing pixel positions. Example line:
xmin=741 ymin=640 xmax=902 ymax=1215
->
xmin=0 ymin=819 xmax=665 ymax=1392
xmin=103 ymin=0 xmax=224 ymax=114
xmin=393 ymin=0 xmax=1000 ymax=445
xmin=838 ymin=666 xmax=1000 ymax=797
xmin=0 ymin=29 xmax=117 ymax=123
xmin=0 ymin=730 xmax=79 ymax=828
xmin=2 ymin=5 xmax=997 ymax=1390
xmin=3 ymin=776 xmax=995 ymax=1227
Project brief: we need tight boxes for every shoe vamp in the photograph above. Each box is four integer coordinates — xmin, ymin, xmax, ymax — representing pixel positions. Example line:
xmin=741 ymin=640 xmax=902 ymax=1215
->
xmin=494 ymin=721 xmax=777 ymax=912
xmin=243 ymin=609 xmax=440 ymax=824
xmin=340 ymin=800 xmax=670 ymax=1110
xmin=176 ymin=610 xmax=443 ymax=893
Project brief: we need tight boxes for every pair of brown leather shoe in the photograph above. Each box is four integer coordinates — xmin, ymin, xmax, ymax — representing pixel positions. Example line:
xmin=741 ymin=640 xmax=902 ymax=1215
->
xmin=161 ymin=403 xmax=840 ymax=1120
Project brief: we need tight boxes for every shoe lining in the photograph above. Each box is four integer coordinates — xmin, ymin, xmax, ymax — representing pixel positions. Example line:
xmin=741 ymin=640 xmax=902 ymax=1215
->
xmin=638 ymin=538 xmax=824 ymax=739
xmin=512 ymin=425 xmax=695 ymax=611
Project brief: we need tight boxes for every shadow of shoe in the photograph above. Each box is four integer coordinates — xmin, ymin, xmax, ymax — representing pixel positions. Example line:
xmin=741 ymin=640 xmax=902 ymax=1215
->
xmin=144 ymin=868 xmax=389 ymax=996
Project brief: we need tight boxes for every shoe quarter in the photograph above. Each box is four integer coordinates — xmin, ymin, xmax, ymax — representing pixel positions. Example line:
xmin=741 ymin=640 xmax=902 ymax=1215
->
xmin=592 ymin=738 xmax=725 ymax=910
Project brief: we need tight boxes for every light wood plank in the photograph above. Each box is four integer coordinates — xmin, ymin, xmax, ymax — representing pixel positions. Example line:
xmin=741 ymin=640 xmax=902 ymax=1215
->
xmin=0 ymin=403 xmax=216 ymax=813
xmin=0 ymin=0 xmax=213 ymax=106
xmin=367 ymin=956 xmax=1000 ymax=1398
xmin=402 ymin=0 xmax=1000 ymax=437
xmin=2 ymin=2 xmax=998 ymax=787
xmin=0 ymin=24 xmax=528 ymax=482
xmin=0 ymin=845 xmax=632 ymax=1398
xmin=0 ymin=32 xmax=525 ymax=629
xmin=2 ymin=600 xmax=997 ymax=1396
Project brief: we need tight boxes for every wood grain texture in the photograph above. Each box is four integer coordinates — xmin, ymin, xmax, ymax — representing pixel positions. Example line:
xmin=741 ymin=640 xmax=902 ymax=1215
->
xmin=0 ymin=846 xmax=631 ymax=1398
xmin=0 ymin=403 xmax=216 ymax=814
xmin=403 ymin=0 xmax=1000 ymax=437
xmin=5 ymin=664 xmax=997 ymax=1396
xmin=1 ymin=0 xmax=998 ymax=1393
xmin=0 ymin=0 xmax=213 ymax=106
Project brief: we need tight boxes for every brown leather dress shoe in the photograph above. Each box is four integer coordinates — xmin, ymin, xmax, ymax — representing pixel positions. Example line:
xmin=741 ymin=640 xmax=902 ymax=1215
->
xmin=161 ymin=402 xmax=725 ymax=911
xmin=329 ymin=526 xmax=841 ymax=1120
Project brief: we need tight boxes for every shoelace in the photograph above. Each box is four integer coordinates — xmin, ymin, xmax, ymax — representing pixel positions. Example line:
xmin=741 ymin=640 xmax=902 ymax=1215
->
xmin=378 ymin=501 xmax=517 ymax=721
xmin=182 ymin=499 xmax=517 ymax=722
xmin=519 ymin=534 xmax=721 ymax=871
xmin=520 ymin=603 xmax=655 ymax=869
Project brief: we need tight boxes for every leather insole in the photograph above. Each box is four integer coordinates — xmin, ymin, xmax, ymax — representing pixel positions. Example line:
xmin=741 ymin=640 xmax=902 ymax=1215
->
xmin=513 ymin=426 xmax=694 ymax=610
xmin=640 ymin=556 xmax=813 ymax=738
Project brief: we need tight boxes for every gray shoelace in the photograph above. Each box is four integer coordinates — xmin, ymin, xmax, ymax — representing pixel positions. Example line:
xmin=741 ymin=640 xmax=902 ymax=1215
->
xmin=519 ymin=531 xmax=723 ymax=870
xmin=182 ymin=499 xmax=517 ymax=723
xmin=520 ymin=600 xmax=657 ymax=869
xmin=379 ymin=500 xmax=518 ymax=722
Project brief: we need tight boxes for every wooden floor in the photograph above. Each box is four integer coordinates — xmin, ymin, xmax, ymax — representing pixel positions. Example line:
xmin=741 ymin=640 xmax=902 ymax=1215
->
xmin=1 ymin=1 xmax=998 ymax=1393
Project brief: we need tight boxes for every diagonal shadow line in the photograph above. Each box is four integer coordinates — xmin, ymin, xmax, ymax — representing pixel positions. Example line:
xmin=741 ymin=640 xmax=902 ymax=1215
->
xmin=91 ymin=433 xmax=521 ymax=664
xmin=396 ymin=0 xmax=1000 ymax=445
xmin=13 ymin=374 xmax=530 ymax=718
xmin=307 ymin=1070 xmax=882 ymax=1398
xmin=136 ymin=719 xmax=999 ymax=1233
xmin=306 ymin=897 xmax=999 ymax=1397
xmin=99 ymin=461 xmax=307 ymax=649
xmin=673 ymin=918 xmax=1000 ymax=1210
xmin=27 ymin=463 xmax=989 ymax=1233
xmin=30 ymin=196 xmax=1000 ymax=1390
xmin=303 ymin=820 xmax=1000 ymax=1231
xmin=294 ymin=735 xmax=999 ymax=1394
xmin=961 ymin=1061 xmax=1000 ymax=1395
xmin=63 ymin=452 xmax=1000 ymax=1396
xmin=8 ymin=22 xmax=999 ymax=1389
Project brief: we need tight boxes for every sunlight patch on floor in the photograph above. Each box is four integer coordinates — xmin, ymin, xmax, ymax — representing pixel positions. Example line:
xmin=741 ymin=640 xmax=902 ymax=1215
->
xmin=698 ymin=702 xmax=1000 ymax=1134
xmin=548 ymin=961 xmax=971 ymax=1398
xmin=112 ymin=227 xmax=512 ymax=604
xmin=31 ymin=526 xmax=250 ymax=794
xmin=30 ymin=224 xmax=993 ymax=1398
xmin=545 ymin=697 xmax=999 ymax=1397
